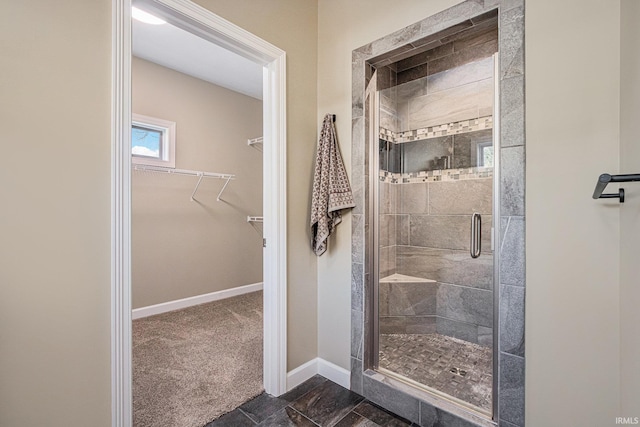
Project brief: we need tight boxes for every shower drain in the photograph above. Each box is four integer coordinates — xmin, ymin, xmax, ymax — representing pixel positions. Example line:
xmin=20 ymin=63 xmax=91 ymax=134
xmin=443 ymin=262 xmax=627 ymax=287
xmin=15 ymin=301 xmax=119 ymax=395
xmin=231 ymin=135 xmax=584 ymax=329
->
xmin=449 ymin=367 xmax=467 ymax=377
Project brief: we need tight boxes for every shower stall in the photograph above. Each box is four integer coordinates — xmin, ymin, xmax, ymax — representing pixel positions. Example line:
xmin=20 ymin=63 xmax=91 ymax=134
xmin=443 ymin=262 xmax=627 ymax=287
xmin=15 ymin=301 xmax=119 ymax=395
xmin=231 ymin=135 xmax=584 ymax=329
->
xmin=373 ymin=50 xmax=498 ymax=415
xmin=351 ymin=3 xmax=525 ymax=426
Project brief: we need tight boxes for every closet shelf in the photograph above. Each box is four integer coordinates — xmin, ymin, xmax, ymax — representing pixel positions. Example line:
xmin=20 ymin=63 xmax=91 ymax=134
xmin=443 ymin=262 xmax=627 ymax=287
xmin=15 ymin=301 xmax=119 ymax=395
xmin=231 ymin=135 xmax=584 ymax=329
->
xmin=247 ymin=137 xmax=263 ymax=152
xmin=133 ymin=164 xmax=235 ymax=202
xmin=247 ymin=216 xmax=264 ymax=223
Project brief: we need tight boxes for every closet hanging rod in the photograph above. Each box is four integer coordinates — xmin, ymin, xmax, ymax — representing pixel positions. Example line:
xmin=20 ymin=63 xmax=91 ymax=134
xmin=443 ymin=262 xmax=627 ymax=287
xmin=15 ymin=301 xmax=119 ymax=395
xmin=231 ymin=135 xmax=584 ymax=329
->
xmin=133 ymin=164 xmax=234 ymax=179
xmin=133 ymin=164 xmax=235 ymax=201
xmin=592 ymin=173 xmax=640 ymax=203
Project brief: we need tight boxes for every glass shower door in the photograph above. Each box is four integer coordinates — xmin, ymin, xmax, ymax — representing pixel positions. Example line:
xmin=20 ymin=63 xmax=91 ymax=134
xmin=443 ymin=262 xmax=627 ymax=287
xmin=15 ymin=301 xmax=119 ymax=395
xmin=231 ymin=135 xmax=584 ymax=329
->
xmin=374 ymin=56 xmax=497 ymax=415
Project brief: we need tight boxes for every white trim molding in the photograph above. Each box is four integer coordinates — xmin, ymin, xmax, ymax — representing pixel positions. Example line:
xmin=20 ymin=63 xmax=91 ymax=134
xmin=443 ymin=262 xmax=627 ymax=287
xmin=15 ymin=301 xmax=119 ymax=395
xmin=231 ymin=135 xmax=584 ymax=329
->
xmin=262 ymin=47 xmax=288 ymax=399
xmin=112 ymin=0 xmax=287 ymax=425
xmin=286 ymin=358 xmax=319 ymax=391
xmin=318 ymin=359 xmax=351 ymax=389
xmin=111 ymin=1 xmax=132 ymax=426
xmin=132 ymin=282 xmax=264 ymax=319
xmin=286 ymin=358 xmax=351 ymax=391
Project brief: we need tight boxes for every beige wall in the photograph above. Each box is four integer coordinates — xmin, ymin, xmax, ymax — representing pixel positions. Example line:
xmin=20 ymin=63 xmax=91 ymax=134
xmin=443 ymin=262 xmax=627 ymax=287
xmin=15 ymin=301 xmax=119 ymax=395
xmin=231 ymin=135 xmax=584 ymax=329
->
xmin=132 ymin=57 xmax=263 ymax=309
xmin=619 ymin=0 xmax=640 ymax=415
xmin=318 ymin=0 xmax=627 ymax=425
xmin=192 ymin=0 xmax=319 ymax=371
xmin=0 ymin=1 xmax=112 ymax=426
xmin=317 ymin=0 xmax=462 ymax=371
xmin=526 ymin=0 xmax=621 ymax=425
xmin=2 ymin=0 xmax=633 ymax=425
xmin=1 ymin=0 xmax=319 ymax=424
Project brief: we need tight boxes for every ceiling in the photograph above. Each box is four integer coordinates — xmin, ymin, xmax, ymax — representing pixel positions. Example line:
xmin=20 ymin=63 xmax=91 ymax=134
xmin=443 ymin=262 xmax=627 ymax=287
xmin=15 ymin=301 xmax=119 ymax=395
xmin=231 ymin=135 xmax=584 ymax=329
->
xmin=132 ymin=17 xmax=263 ymax=100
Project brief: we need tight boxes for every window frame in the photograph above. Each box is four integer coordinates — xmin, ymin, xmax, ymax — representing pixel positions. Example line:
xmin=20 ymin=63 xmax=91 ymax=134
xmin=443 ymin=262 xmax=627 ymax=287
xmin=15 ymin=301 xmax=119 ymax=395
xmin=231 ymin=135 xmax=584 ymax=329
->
xmin=476 ymin=140 xmax=494 ymax=168
xmin=131 ymin=113 xmax=176 ymax=168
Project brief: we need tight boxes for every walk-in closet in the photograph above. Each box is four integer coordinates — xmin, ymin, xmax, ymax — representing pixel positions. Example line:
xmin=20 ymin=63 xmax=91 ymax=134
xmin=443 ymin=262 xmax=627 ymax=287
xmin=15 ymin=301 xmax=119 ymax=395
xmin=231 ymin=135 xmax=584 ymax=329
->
xmin=130 ymin=11 xmax=264 ymax=427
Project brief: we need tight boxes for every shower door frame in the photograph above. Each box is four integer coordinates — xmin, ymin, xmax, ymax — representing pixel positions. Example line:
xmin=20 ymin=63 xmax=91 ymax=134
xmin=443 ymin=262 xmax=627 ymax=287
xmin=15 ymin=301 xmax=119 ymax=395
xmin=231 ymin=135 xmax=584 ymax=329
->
xmin=351 ymin=1 xmax=526 ymax=427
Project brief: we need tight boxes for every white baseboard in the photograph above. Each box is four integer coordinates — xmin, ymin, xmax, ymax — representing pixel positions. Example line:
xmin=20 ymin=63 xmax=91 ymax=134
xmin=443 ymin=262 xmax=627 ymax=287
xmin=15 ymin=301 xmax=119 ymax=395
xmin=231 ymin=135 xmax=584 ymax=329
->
xmin=132 ymin=282 xmax=263 ymax=320
xmin=286 ymin=358 xmax=351 ymax=392
xmin=286 ymin=358 xmax=319 ymax=391
xmin=318 ymin=358 xmax=350 ymax=389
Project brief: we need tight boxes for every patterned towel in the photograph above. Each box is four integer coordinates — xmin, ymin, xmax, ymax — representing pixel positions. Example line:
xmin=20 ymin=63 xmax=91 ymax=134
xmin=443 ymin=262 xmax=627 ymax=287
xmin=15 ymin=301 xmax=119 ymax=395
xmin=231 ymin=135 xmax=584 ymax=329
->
xmin=311 ymin=114 xmax=355 ymax=256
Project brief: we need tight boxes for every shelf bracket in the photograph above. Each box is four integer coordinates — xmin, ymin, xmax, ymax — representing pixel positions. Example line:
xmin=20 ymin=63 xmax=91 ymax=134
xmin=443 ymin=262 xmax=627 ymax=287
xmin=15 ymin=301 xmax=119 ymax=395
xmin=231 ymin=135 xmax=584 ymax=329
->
xmin=190 ymin=173 xmax=204 ymax=201
xmin=217 ymin=176 xmax=232 ymax=201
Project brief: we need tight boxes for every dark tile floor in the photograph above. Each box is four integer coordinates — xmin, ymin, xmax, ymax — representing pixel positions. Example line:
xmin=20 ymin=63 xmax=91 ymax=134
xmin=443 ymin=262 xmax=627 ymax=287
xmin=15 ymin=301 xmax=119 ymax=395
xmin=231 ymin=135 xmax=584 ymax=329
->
xmin=206 ymin=375 xmax=417 ymax=427
xmin=379 ymin=333 xmax=492 ymax=411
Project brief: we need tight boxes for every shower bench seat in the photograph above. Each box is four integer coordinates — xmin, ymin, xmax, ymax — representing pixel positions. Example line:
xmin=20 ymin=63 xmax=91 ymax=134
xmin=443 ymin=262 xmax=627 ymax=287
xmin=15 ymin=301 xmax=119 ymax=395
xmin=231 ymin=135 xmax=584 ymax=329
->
xmin=379 ymin=273 xmax=436 ymax=283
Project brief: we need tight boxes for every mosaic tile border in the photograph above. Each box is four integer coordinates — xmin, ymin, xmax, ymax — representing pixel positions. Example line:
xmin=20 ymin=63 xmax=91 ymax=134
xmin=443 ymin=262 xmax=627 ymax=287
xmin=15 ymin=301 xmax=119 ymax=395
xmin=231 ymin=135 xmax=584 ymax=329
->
xmin=379 ymin=168 xmax=493 ymax=184
xmin=380 ymin=116 xmax=493 ymax=144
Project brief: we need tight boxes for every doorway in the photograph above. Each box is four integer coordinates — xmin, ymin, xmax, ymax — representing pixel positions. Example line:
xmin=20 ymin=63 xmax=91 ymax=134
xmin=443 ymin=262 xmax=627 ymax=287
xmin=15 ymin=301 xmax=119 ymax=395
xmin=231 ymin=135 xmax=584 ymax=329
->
xmin=111 ymin=0 xmax=287 ymax=425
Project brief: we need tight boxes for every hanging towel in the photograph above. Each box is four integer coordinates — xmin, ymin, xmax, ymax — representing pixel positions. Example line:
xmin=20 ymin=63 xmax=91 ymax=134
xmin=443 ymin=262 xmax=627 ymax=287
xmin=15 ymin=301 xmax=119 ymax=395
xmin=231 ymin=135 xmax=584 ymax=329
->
xmin=311 ymin=114 xmax=355 ymax=256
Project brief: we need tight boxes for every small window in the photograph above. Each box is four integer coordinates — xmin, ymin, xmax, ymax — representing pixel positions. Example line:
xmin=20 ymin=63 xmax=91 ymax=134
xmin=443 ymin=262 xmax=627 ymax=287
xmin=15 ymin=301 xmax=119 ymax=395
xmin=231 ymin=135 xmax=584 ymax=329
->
xmin=132 ymin=113 xmax=176 ymax=168
xmin=476 ymin=141 xmax=494 ymax=167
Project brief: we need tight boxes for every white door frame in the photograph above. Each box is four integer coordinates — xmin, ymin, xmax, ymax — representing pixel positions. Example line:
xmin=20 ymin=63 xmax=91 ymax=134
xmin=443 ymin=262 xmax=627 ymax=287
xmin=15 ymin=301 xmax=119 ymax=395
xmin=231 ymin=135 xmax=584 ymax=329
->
xmin=111 ymin=0 xmax=288 ymax=425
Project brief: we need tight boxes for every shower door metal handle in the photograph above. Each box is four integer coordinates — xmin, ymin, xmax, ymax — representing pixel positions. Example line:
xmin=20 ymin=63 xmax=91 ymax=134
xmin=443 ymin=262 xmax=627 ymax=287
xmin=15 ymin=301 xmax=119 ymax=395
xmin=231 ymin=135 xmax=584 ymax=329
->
xmin=470 ymin=212 xmax=481 ymax=258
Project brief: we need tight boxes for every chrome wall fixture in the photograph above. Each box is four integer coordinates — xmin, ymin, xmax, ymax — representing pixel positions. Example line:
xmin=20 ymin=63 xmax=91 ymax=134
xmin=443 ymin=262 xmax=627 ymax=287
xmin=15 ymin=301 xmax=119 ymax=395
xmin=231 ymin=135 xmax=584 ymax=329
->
xmin=470 ymin=212 xmax=482 ymax=259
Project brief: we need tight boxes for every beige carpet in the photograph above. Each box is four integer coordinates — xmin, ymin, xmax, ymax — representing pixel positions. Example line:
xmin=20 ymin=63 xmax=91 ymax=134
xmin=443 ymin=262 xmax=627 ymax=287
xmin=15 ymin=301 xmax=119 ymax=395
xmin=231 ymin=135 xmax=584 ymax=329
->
xmin=133 ymin=291 xmax=263 ymax=427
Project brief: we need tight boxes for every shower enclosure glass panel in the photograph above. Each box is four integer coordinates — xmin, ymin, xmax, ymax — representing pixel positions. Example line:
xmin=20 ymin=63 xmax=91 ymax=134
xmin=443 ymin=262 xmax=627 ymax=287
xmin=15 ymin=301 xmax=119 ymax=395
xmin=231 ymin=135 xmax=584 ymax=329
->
xmin=374 ymin=57 xmax=496 ymax=415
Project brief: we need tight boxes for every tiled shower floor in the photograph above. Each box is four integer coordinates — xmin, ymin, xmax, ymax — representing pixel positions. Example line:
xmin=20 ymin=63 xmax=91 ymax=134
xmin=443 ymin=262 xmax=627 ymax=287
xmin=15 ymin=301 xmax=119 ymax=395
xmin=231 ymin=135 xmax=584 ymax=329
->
xmin=379 ymin=333 xmax=492 ymax=411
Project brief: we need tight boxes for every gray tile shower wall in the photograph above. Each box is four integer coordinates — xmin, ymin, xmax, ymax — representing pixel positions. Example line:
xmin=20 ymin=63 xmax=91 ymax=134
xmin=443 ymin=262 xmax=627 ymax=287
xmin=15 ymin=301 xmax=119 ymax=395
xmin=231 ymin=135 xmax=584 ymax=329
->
xmin=380 ymin=30 xmax=496 ymax=137
xmin=380 ymin=315 xmax=437 ymax=335
xmin=379 ymin=279 xmax=438 ymax=335
xmin=379 ymin=282 xmax=438 ymax=316
xmin=380 ymin=94 xmax=399 ymax=132
xmin=397 ymin=178 xmax=493 ymax=262
xmin=392 ymin=59 xmax=494 ymax=133
xmin=436 ymin=283 xmax=492 ymax=329
xmin=435 ymin=316 xmax=479 ymax=343
xmin=379 ymin=246 xmax=396 ymax=280
xmin=387 ymin=129 xmax=493 ymax=172
xmin=378 ymin=23 xmax=497 ymax=175
xmin=427 ymin=56 xmax=494 ymax=93
xmin=436 ymin=317 xmax=493 ymax=347
xmin=399 ymin=183 xmax=428 ymax=213
xmin=452 ymin=129 xmax=493 ymax=169
xmin=376 ymin=65 xmax=396 ymax=92
xmin=379 ymin=214 xmax=397 ymax=248
xmin=375 ymin=29 xmax=498 ymax=350
xmin=429 ymin=179 xmax=492 ymax=214
xmin=407 ymin=76 xmax=493 ymax=130
xmin=396 ymin=246 xmax=492 ymax=290
xmin=379 ymin=176 xmax=494 ymax=343
xmin=397 ymin=214 xmax=410 ymax=246
xmin=396 ymin=23 xmax=498 ymax=85
xmin=409 ymin=214 xmax=492 ymax=251
xmin=401 ymin=135 xmax=453 ymax=173
xmin=380 ymin=182 xmax=397 ymax=215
